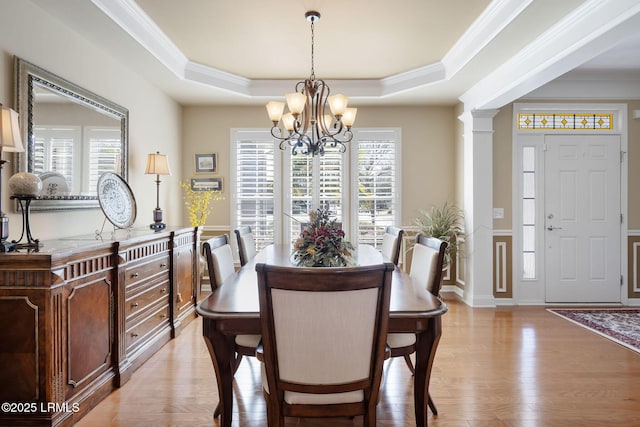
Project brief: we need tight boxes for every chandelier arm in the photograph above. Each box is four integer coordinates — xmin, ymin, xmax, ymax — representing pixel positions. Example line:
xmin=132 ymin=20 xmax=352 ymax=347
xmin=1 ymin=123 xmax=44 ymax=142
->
xmin=270 ymin=126 xmax=290 ymax=142
xmin=316 ymin=80 xmax=330 ymax=136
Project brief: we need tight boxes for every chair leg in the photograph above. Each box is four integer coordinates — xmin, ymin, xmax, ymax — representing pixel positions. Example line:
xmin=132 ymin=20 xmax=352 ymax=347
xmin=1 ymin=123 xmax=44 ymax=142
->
xmin=428 ymin=393 xmax=438 ymax=415
xmin=403 ymin=354 xmax=415 ymax=375
xmin=233 ymin=353 xmax=243 ymax=373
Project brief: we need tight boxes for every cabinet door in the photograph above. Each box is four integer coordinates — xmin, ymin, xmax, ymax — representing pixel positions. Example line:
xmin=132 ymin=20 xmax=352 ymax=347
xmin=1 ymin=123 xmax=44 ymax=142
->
xmin=175 ymin=244 xmax=196 ymax=316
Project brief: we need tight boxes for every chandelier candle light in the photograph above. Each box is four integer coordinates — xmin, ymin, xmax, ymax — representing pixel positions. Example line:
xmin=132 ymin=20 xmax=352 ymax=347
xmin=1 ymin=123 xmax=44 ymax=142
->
xmin=266 ymin=11 xmax=357 ymax=156
xmin=145 ymin=151 xmax=171 ymax=231
xmin=0 ymin=105 xmax=25 ymax=252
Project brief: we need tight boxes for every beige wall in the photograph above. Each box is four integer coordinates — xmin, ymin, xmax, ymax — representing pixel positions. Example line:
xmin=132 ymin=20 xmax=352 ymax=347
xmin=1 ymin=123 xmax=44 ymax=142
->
xmin=0 ymin=0 xmax=183 ymax=240
xmin=492 ymin=100 xmax=640 ymax=231
xmin=492 ymin=104 xmax=514 ymax=230
xmin=182 ymin=105 xmax=459 ymax=229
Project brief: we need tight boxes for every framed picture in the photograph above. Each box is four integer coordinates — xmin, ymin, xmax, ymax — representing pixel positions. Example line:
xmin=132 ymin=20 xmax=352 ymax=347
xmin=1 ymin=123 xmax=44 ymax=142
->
xmin=191 ymin=177 xmax=223 ymax=192
xmin=195 ymin=153 xmax=217 ymax=173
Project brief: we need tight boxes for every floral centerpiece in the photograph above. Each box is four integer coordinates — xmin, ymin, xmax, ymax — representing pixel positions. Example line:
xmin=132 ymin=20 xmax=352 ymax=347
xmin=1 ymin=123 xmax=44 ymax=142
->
xmin=180 ymin=180 xmax=224 ymax=227
xmin=292 ymin=209 xmax=355 ymax=267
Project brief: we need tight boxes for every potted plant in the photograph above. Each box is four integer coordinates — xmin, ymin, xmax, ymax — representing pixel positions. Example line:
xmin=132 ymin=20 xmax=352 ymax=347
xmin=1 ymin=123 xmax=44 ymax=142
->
xmin=415 ymin=202 xmax=464 ymax=267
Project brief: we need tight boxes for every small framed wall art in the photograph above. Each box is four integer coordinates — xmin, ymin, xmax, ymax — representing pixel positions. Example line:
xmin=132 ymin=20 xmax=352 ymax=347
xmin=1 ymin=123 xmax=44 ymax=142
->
xmin=194 ymin=153 xmax=217 ymax=173
xmin=190 ymin=177 xmax=223 ymax=192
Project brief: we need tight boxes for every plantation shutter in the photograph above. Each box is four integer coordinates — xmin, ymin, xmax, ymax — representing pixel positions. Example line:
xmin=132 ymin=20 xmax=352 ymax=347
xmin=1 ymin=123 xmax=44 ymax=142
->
xmin=86 ymin=127 xmax=122 ymax=194
xmin=287 ymin=145 xmax=345 ymax=243
xmin=33 ymin=126 xmax=81 ymax=192
xmin=231 ymin=129 xmax=280 ymax=251
xmin=353 ymin=129 xmax=401 ymax=249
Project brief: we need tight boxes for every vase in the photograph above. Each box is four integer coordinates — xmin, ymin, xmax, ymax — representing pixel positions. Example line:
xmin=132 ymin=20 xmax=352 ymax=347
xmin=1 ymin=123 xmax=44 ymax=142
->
xmin=8 ymin=172 xmax=42 ymax=197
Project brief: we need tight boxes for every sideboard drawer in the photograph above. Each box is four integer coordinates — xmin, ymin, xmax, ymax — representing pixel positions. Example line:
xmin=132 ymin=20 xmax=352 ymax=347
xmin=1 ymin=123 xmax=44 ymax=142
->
xmin=125 ymin=254 xmax=170 ymax=287
xmin=125 ymin=280 xmax=170 ymax=319
xmin=125 ymin=301 xmax=171 ymax=352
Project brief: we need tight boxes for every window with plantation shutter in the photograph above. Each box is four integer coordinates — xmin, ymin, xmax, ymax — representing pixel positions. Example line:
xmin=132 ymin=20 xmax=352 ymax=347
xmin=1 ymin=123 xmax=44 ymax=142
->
xmin=352 ymin=128 xmax=401 ymax=250
xmin=286 ymin=145 xmax=346 ymax=243
xmin=231 ymin=128 xmax=400 ymax=249
xmin=230 ymin=129 xmax=281 ymax=251
xmin=33 ymin=126 xmax=81 ymax=192
xmin=86 ymin=127 xmax=122 ymax=195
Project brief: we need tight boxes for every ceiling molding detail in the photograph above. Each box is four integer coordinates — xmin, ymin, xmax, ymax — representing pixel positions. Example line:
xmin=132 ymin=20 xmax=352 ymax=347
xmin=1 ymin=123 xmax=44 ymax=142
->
xmin=460 ymin=0 xmax=640 ymax=111
xmin=90 ymin=0 xmax=527 ymax=100
xmin=91 ymin=0 xmax=187 ymax=78
xmin=442 ymin=0 xmax=533 ymax=78
xmin=380 ymin=62 xmax=446 ymax=95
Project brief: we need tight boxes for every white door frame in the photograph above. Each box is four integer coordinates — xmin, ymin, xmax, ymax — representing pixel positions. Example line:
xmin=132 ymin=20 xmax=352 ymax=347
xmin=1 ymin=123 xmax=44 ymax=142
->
xmin=511 ymin=103 xmax=628 ymax=305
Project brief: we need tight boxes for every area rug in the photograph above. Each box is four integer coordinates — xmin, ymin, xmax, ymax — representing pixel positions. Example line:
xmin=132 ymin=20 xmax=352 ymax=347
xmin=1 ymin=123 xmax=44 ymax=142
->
xmin=547 ymin=308 xmax=640 ymax=354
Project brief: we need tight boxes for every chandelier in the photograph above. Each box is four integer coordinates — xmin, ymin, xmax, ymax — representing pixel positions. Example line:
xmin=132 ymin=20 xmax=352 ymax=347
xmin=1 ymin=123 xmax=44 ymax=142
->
xmin=266 ymin=11 xmax=357 ymax=156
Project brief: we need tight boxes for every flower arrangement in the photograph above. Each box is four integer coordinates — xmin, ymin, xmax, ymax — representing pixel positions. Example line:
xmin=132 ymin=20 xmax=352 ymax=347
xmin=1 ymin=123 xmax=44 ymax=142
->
xmin=292 ymin=209 xmax=355 ymax=267
xmin=180 ymin=181 xmax=224 ymax=227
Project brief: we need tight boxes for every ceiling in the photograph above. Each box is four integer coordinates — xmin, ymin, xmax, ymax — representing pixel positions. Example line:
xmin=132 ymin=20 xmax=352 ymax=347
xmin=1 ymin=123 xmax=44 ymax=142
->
xmin=31 ymin=0 xmax=640 ymax=108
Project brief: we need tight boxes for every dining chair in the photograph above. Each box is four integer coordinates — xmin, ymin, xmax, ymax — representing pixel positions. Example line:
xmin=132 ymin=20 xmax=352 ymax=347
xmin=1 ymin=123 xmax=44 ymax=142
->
xmin=380 ymin=226 xmax=404 ymax=266
xmin=386 ymin=233 xmax=447 ymax=415
xmin=234 ymin=226 xmax=257 ymax=266
xmin=255 ymin=262 xmax=395 ymax=427
xmin=202 ymin=234 xmax=261 ymax=373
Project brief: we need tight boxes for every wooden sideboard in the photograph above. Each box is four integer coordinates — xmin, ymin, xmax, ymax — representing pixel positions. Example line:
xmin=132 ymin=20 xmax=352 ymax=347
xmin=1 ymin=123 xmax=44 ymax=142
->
xmin=0 ymin=227 xmax=200 ymax=426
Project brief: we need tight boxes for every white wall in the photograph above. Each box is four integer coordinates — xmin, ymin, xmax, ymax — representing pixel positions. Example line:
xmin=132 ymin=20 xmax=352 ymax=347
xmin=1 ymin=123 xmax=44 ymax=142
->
xmin=0 ymin=0 xmax=183 ymax=241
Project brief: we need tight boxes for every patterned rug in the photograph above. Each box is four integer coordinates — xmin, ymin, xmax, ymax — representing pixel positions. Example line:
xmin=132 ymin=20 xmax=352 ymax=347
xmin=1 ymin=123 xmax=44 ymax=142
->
xmin=548 ymin=308 xmax=640 ymax=354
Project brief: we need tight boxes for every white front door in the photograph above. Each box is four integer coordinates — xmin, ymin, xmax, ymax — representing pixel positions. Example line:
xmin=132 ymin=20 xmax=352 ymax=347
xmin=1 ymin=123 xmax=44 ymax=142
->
xmin=544 ymin=134 xmax=621 ymax=303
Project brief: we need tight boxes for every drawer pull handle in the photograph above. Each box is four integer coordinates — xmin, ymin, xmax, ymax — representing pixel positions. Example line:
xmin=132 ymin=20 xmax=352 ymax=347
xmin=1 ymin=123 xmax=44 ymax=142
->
xmin=131 ymin=333 xmax=139 ymax=338
xmin=132 ymin=302 xmax=139 ymax=308
xmin=131 ymin=272 xmax=139 ymax=278
xmin=160 ymin=288 xmax=167 ymax=293
xmin=160 ymin=263 xmax=167 ymax=267
xmin=161 ymin=314 xmax=167 ymax=319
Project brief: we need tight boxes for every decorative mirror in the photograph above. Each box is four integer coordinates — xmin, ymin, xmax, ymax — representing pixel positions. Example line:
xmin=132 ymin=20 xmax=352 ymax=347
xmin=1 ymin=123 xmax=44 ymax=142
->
xmin=14 ymin=57 xmax=129 ymax=211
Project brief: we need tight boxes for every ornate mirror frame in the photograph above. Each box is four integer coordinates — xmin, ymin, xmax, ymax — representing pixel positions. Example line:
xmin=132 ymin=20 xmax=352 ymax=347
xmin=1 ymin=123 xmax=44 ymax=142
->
xmin=14 ymin=57 xmax=129 ymax=211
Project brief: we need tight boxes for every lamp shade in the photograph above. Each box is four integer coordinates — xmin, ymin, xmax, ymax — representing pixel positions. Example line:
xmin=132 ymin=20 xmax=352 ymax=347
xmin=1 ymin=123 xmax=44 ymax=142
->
xmin=145 ymin=152 xmax=171 ymax=175
xmin=266 ymin=101 xmax=285 ymax=123
xmin=285 ymin=92 xmax=306 ymax=115
xmin=342 ymin=108 xmax=357 ymax=128
xmin=327 ymin=94 xmax=348 ymax=116
xmin=0 ymin=107 xmax=24 ymax=153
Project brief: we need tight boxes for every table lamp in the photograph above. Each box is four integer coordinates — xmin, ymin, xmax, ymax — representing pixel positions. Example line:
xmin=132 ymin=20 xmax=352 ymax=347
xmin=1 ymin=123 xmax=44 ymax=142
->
xmin=145 ymin=151 xmax=171 ymax=231
xmin=0 ymin=105 xmax=25 ymax=252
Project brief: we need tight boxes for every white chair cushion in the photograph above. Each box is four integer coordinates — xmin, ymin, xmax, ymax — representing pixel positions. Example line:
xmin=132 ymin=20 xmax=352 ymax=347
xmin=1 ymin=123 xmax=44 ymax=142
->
xmin=380 ymin=233 xmax=398 ymax=261
xmin=386 ymin=333 xmax=416 ymax=348
xmin=410 ymin=243 xmax=439 ymax=293
xmin=212 ymin=244 xmax=235 ymax=285
xmin=240 ymin=234 xmax=257 ymax=261
xmin=235 ymin=334 xmax=261 ymax=348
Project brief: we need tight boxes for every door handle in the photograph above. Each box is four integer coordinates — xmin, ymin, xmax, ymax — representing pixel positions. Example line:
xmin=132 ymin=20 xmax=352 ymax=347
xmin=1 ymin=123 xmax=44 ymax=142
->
xmin=547 ymin=225 xmax=563 ymax=231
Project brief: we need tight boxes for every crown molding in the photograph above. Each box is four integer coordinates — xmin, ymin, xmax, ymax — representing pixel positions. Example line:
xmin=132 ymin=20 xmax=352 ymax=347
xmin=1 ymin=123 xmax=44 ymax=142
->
xmin=380 ymin=62 xmax=446 ymax=95
xmin=90 ymin=0 xmax=187 ymax=78
xmin=184 ymin=61 xmax=251 ymax=96
xmin=460 ymin=0 xmax=640 ymax=111
xmin=90 ymin=0 xmax=528 ymax=100
xmin=442 ymin=0 xmax=533 ymax=78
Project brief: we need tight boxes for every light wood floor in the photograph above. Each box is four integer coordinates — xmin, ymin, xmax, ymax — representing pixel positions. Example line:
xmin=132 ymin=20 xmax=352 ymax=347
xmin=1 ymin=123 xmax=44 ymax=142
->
xmin=77 ymin=295 xmax=640 ymax=426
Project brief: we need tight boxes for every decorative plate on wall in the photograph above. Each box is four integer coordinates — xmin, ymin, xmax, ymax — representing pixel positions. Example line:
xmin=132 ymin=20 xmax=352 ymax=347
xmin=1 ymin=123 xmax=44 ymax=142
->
xmin=97 ymin=172 xmax=137 ymax=229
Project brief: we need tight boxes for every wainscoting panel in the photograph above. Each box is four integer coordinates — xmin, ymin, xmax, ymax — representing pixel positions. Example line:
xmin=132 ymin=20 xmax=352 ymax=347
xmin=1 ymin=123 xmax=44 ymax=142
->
xmin=493 ymin=235 xmax=512 ymax=298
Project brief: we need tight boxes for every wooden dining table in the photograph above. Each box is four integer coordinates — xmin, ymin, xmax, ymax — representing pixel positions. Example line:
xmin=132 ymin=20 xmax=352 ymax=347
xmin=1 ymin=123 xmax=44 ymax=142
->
xmin=196 ymin=244 xmax=448 ymax=427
